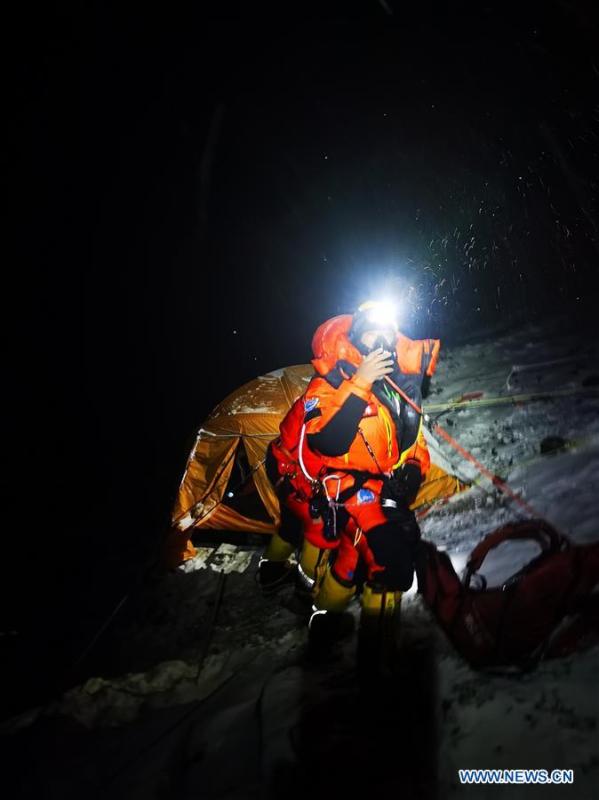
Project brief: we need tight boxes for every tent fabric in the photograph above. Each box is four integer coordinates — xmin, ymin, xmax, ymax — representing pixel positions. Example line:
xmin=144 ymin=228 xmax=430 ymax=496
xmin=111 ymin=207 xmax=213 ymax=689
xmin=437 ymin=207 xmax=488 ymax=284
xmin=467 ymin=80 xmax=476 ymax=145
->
xmin=413 ymin=462 xmax=464 ymax=509
xmin=165 ymin=365 xmax=467 ymax=568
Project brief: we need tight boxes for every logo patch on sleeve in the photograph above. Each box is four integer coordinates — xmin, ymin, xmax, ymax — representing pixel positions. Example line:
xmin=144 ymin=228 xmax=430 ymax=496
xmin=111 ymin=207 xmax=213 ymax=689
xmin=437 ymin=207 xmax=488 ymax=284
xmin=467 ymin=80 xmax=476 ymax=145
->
xmin=304 ymin=397 xmax=319 ymax=412
xmin=357 ymin=488 xmax=376 ymax=504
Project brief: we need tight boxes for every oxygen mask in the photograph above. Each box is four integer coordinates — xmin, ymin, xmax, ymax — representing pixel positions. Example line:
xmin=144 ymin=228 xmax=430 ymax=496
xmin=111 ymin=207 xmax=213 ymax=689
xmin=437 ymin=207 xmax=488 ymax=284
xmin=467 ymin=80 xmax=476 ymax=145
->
xmin=369 ymin=333 xmax=395 ymax=354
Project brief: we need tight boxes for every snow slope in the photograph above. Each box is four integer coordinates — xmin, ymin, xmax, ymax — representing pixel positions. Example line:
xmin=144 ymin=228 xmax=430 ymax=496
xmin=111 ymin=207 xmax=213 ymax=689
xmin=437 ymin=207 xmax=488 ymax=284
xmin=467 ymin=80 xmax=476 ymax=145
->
xmin=3 ymin=318 xmax=598 ymax=799
xmin=416 ymin=319 xmax=599 ymax=797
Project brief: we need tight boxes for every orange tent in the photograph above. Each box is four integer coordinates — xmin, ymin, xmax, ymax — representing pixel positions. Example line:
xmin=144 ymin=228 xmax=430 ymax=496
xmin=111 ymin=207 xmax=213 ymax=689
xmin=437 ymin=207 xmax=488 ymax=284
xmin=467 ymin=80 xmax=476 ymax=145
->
xmin=165 ymin=365 xmax=467 ymax=567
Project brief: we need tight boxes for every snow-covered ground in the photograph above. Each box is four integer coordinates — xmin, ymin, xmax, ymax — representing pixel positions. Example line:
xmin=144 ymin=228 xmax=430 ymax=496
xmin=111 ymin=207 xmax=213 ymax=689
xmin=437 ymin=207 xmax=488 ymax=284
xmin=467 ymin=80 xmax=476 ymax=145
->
xmin=417 ymin=320 xmax=599 ymax=797
xmin=3 ymin=319 xmax=599 ymax=799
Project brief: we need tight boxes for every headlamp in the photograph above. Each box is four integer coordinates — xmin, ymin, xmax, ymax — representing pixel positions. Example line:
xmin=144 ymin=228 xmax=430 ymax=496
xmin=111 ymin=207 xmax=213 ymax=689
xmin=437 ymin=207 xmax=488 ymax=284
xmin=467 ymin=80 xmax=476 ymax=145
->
xmin=356 ymin=300 xmax=399 ymax=331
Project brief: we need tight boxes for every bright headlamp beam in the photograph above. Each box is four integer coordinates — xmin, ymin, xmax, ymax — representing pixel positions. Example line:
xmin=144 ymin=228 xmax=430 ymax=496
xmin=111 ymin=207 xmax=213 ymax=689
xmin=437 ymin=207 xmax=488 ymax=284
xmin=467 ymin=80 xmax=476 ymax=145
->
xmin=359 ymin=300 xmax=399 ymax=330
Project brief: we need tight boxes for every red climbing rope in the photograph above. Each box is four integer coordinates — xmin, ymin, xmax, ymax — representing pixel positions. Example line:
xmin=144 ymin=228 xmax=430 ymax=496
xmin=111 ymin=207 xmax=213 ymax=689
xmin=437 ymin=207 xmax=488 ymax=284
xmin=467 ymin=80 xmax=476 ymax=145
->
xmin=384 ymin=375 xmax=542 ymax=519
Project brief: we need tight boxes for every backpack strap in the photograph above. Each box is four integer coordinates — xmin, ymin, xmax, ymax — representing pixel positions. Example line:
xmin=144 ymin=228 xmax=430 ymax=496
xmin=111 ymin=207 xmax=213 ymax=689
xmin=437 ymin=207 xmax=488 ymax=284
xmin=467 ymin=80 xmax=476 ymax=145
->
xmin=464 ymin=520 xmax=567 ymax=589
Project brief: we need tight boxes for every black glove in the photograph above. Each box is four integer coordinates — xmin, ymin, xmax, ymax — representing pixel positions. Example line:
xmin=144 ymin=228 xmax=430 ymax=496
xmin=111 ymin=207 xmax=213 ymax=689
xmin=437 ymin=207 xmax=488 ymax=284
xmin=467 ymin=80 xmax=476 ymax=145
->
xmin=383 ymin=460 xmax=423 ymax=508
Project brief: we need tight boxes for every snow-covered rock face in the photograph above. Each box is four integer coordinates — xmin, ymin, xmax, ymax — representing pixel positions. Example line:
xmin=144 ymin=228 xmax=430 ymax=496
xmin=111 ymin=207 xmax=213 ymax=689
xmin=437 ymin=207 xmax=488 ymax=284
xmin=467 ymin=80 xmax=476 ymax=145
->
xmin=6 ymin=320 xmax=598 ymax=799
xmin=419 ymin=319 xmax=599 ymax=797
xmin=422 ymin=319 xmax=599 ymax=571
xmin=437 ymin=642 xmax=599 ymax=799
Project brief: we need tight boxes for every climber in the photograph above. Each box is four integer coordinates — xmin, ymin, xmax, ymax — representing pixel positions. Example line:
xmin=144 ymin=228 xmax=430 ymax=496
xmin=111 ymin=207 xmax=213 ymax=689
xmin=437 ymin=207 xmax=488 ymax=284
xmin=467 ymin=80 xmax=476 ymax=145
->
xmin=303 ymin=300 xmax=440 ymax=675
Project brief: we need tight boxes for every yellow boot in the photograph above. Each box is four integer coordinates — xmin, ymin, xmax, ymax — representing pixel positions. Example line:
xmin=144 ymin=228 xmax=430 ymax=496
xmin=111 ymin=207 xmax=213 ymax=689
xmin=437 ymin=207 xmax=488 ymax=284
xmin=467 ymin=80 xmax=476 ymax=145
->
xmin=357 ymin=582 xmax=402 ymax=679
xmin=263 ymin=531 xmax=296 ymax=562
xmin=286 ymin=540 xmax=331 ymax=616
xmin=258 ymin=532 xmax=297 ymax=595
xmin=316 ymin=566 xmax=356 ymax=612
xmin=297 ymin=540 xmax=330 ymax=596
xmin=308 ymin=567 xmax=356 ymax=648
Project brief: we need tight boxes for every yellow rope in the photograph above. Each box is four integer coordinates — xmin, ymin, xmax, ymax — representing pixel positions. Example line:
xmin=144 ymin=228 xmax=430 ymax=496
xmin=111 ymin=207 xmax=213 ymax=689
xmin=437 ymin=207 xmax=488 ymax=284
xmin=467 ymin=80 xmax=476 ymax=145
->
xmin=424 ymin=386 xmax=598 ymax=414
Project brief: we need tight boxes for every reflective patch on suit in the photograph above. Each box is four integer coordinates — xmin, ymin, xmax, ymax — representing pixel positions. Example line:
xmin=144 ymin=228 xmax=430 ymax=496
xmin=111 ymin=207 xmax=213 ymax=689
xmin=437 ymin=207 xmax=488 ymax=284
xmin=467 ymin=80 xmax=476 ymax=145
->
xmin=304 ymin=397 xmax=319 ymax=412
xmin=361 ymin=404 xmax=378 ymax=417
xmin=357 ymin=488 xmax=376 ymax=504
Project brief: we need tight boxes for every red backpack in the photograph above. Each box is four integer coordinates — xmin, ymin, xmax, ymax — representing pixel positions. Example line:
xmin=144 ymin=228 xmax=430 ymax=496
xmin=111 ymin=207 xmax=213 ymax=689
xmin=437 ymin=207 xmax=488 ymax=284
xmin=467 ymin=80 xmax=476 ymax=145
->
xmin=418 ymin=520 xmax=599 ymax=670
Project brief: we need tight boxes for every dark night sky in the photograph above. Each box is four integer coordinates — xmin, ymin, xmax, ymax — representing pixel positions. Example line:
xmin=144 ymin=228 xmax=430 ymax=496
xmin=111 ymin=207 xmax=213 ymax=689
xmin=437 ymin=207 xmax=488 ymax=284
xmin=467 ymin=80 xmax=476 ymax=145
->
xmin=5 ymin=1 xmax=599 ymax=711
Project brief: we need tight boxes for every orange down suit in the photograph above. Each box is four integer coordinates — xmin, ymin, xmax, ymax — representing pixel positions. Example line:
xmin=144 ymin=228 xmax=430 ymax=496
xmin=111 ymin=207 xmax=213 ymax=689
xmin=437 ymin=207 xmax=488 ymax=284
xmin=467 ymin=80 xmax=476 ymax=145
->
xmin=302 ymin=315 xmax=440 ymax=588
xmin=267 ymin=396 xmax=333 ymax=549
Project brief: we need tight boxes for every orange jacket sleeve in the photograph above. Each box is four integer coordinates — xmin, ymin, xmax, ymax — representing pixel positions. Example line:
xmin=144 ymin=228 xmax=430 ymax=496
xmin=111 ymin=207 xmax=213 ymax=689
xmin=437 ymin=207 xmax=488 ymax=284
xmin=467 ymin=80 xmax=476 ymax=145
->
xmin=303 ymin=375 xmax=370 ymax=430
xmin=303 ymin=375 xmax=373 ymax=457
xmin=396 ymin=333 xmax=441 ymax=378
